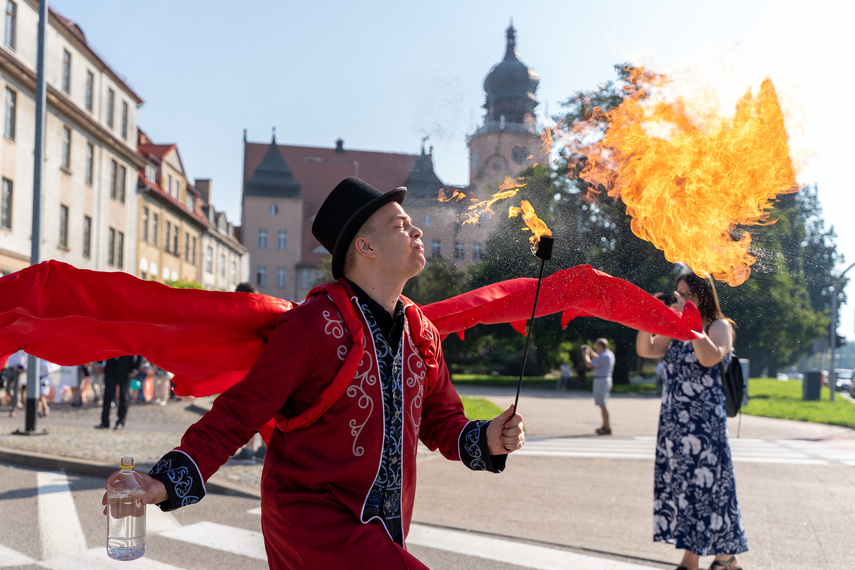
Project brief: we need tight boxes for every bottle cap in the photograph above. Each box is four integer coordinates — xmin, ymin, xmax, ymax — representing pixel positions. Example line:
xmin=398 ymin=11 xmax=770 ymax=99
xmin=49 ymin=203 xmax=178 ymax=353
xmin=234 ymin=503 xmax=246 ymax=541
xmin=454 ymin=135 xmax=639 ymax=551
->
xmin=120 ymin=456 xmax=135 ymax=469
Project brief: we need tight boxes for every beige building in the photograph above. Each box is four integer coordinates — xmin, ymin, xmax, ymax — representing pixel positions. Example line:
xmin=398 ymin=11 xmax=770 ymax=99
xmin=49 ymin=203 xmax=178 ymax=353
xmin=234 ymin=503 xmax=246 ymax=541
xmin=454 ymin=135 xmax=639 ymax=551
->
xmin=0 ymin=1 xmax=143 ymax=276
xmin=197 ymin=178 xmax=247 ymax=291
xmin=240 ymin=24 xmax=545 ymax=296
xmin=137 ymin=135 xmax=246 ymax=290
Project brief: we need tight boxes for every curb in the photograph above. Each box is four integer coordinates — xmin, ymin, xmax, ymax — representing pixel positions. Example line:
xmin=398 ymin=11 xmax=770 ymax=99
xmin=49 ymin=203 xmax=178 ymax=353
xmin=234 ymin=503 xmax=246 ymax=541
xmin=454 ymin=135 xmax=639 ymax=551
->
xmin=0 ymin=440 xmax=261 ymax=501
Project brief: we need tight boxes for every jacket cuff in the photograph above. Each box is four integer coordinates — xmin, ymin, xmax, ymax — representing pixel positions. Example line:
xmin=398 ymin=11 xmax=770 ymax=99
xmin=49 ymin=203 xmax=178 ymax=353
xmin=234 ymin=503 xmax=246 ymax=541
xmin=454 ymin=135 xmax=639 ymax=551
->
xmin=459 ymin=420 xmax=507 ymax=473
xmin=147 ymin=449 xmax=206 ymax=511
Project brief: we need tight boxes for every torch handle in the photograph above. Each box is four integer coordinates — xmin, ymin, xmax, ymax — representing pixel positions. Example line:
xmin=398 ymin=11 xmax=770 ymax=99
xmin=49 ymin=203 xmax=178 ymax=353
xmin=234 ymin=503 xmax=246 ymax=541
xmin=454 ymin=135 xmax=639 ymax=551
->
xmin=512 ymin=257 xmax=547 ymax=415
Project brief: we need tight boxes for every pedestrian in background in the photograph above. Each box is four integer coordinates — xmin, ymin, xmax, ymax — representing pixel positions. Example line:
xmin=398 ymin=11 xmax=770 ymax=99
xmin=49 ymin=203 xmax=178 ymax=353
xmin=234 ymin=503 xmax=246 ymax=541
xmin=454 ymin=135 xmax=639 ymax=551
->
xmin=582 ymin=338 xmax=615 ymax=435
xmin=96 ymin=355 xmax=140 ymax=430
xmin=636 ymin=270 xmax=747 ymax=570
xmin=6 ymin=349 xmax=27 ymax=417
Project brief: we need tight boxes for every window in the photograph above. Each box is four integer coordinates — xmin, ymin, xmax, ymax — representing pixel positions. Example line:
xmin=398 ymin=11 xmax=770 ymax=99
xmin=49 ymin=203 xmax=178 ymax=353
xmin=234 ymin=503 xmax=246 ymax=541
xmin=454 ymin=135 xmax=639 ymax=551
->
xmin=142 ymin=207 xmax=149 ymax=242
xmin=423 ymin=214 xmax=432 ymax=226
xmin=184 ymin=232 xmax=190 ymax=261
xmin=61 ymin=49 xmax=71 ymax=94
xmin=106 ymin=88 xmax=114 ymax=129
xmin=61 ymin=126 xmax=71 ymax=169
xmin=277 ymin=267 xmax=286 ymax=288
xmin=205 ymin=246 xmax=213 ymax=273
xmin=269 ymin=204 xmax=278 ymax=216
xmin=121 ymin=101 xmax=128 ymax=140
xmin=231 ymin=260 xmax=237 ymax=284
xmin=85 ymin=70 xmax=94 ymax=111
xmin=166 ymin=174 xmax=172 ymax=198
xmin=59 ymin=205 xmax=68 ymax=248
xmin=4 ymin=1 xmax=15 ymax=50
xmin=110 ymin=160 xmax=117 ymax=199
xmin=108 ymin=227 xmax=116 ymax=265
xmin=172 ymin=225 xmax=179 ymax=257
xmin=118 ymin=164 xmax=126 ymax=203
xmin=219 ymin=254 xmax=226 ymax=278
xmin=1 ymin=177 xmax=11 ymax=229
xmin=164 ymin=221 xmax=171 ymax=253
xmin=4 ymin=86 xmax=15 ymax=139
xmin=256 ymin=266 xmax=267 ymax=287
xmin=300 ymin=269 xmax=316 ymax=289
xmin=151 ymin=213 xmax=159 ymax=246
xmin=455 ymin=240 xmax=465 ymax=260
xmin=473 ymin=242 xmax=483 ymax=261
xmin=278 ymin=230 xmax=287 ymax=250
xmin=191 ymin=236 xmax=196 ymax=264
xmin=85 ymin=142 xmax=93 ymax=185
xmin=117 ymin=231 xmax=124 ymax=269
xmin=173 ymin=178 xmax=180 ymax=200
xmin=431 ymin=239 xmax=441 ymax=259
xmin=83 ymin=215 xmax=91 ymax=258
xmin=258 ymin=229 xmax=267 ymax=249
xmin=185 ymin=192 xmax=194 ymax=211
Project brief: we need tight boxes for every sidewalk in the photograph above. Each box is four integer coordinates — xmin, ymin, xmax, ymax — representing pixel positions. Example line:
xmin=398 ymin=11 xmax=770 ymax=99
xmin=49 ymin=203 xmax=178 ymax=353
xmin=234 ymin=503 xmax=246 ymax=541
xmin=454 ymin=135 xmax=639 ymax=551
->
xmin=1 ymin=385 xmax=853 ymax=569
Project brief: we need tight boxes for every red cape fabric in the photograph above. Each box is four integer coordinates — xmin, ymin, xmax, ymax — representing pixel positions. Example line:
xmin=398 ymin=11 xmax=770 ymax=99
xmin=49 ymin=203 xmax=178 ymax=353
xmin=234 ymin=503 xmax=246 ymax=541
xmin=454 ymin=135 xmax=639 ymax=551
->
xmin=0 ymin=261 xmax=701 ymax=398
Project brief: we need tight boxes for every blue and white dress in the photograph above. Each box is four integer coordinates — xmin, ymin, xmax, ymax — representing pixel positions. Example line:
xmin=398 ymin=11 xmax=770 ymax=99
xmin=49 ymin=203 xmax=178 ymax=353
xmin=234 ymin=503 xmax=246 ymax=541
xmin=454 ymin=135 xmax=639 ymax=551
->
xmin=653 ymin=338 xmax=748 ymax=556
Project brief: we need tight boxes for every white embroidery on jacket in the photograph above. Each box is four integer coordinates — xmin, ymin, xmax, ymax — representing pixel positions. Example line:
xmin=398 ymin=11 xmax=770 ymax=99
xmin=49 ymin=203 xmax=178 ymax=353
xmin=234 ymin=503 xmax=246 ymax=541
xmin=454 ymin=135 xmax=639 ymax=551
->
xmin=322 ymin=308 xmax=348 ymax=361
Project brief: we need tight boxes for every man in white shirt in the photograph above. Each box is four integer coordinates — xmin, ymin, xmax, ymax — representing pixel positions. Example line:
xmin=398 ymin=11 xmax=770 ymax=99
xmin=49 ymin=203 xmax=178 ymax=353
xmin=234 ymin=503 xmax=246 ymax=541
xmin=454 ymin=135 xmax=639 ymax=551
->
xmin=582 ymin=338 xmax=616 ymax=435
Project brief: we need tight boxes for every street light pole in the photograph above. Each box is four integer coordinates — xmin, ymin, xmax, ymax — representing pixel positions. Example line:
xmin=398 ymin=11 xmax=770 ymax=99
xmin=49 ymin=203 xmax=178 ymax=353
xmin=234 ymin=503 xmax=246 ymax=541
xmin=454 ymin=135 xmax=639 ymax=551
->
xmin=20 ymin=0 xmax=49 ymax=434
xmin=829 ymin=260 xmax=855 ymax=403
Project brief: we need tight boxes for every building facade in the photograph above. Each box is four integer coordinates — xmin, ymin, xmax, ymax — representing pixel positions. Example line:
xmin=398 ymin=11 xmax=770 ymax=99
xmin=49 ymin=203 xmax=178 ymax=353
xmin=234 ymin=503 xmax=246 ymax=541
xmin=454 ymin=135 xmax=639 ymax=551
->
xmin=137 ymin=134 xmax=246 ymax=290
xmin=240 ymin=24 xmax=544 ymax=298
xmin=0 ymin=1 xmax=144 ymax=276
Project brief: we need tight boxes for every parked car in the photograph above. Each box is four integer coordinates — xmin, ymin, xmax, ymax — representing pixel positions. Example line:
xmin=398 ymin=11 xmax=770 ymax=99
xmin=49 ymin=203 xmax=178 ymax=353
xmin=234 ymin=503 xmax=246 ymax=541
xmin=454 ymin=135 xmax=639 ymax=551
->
xmin=835 ymin=369 xmax=853 ymax=393
xmin=776 ymin=373 xmax=789 ymax=381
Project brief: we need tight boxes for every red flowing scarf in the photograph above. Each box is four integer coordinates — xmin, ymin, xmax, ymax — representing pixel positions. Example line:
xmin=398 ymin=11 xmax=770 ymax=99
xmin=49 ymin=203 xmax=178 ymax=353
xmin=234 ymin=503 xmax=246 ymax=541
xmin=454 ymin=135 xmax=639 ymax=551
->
xmin=0 ymin=260 xmax=701 ymax=399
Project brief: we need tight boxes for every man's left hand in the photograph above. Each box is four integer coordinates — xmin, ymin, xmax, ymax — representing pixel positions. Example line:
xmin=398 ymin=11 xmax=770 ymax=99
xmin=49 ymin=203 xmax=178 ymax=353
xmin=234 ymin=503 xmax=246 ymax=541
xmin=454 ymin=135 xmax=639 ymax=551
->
xmin=487 ymin=405 xmax=524 ymax=455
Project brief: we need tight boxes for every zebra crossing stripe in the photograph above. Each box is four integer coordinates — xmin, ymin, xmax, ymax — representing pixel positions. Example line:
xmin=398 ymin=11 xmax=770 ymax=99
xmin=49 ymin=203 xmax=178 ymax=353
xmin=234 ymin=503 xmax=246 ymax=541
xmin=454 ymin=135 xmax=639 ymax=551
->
xmin=159 ymin=521 xmax=267 ymax=560
xmin=516 ymin=437 xmax=855 ymax=466
xmin=406 ymin=524 xmax=653 ymax=570
xmin=39 ymin=547 xmax=184 ymax=569
xmin=147 ymin=504 xmax=181 ymax=535
xmin=0 ymin=543 xmax=35 ymax=565
xmin=37 ymin=472 xmax=88 ymax=561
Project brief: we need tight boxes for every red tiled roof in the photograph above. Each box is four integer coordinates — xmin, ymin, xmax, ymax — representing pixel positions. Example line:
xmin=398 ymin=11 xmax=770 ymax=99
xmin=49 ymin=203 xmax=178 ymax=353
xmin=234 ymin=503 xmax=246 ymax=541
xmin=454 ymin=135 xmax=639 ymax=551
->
xmin=138 ymin=144 xmax=176 ymax=160
xmin=243 ymin=141 xmax=420 ymax=267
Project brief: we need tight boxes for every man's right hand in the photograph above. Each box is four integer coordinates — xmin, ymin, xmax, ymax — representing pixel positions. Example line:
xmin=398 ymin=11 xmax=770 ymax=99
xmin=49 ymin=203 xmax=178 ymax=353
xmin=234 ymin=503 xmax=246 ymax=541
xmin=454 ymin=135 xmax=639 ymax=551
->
xmin=102 ymin=473 xmax=168 ymax=514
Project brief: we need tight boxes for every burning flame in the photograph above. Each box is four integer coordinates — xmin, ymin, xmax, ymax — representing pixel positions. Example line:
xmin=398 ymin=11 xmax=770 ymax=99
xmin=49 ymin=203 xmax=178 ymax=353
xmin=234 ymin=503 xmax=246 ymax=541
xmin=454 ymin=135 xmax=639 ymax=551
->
xmin=541 ymin=126 xmax=555 ymax=155
xmin=454 ymin=176 xmax=528 ymax=225
xmin=557 ymin=69 xmax=798 ymax=286
xmin=509 ymin=200 xmax=552 ymax=251
xmin=438 ymin=188 xmax=467 ymax=202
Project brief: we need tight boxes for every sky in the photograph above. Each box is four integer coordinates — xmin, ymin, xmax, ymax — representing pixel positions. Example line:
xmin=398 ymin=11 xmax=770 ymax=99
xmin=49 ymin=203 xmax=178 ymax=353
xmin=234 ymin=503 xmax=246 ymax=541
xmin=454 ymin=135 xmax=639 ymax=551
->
xmin=50 ymin=0 xmax=855 ymax=339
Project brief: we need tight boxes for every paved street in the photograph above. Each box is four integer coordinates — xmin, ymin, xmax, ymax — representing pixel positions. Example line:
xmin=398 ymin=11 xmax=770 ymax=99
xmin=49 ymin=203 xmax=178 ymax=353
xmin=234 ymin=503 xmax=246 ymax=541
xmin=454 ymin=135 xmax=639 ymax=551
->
xmin=1 ymin=384 xmax=854 ymax=569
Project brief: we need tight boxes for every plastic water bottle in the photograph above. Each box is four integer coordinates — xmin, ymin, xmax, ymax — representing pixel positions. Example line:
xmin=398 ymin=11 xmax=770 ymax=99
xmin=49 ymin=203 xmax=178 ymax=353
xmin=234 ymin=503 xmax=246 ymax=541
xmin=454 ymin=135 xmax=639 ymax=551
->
xmin=106 ymin=456 xmax=146 ymax=560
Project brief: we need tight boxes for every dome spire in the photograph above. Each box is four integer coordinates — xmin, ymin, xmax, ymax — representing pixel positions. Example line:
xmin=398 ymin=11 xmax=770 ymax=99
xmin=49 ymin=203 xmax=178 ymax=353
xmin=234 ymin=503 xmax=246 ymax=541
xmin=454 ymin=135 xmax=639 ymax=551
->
xmin=481 ymin=24 xmax=540 ymax=129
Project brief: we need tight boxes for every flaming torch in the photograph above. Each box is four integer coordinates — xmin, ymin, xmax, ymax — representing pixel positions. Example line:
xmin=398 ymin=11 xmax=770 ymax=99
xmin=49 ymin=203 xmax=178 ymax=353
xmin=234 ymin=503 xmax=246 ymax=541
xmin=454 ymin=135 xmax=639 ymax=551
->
xmin=508 ymin=200 xmax=554 ymax=415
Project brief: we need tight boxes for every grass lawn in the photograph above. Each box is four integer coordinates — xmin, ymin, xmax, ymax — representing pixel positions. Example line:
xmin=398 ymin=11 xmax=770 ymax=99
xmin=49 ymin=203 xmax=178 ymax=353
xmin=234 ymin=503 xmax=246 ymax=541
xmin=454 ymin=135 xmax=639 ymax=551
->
xmin=743 ymin=378 xmax=855 ymax=429
xmin=459 ymin=395 xmax=504 ymax=420
xmin=451 ymin=373 xmax=657 ymax=394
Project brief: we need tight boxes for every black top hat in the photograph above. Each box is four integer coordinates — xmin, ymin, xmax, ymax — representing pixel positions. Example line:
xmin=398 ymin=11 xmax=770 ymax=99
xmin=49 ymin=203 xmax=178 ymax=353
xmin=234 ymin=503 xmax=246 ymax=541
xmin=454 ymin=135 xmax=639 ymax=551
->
xmin=312 ymin=177 xmax=407 ymax=279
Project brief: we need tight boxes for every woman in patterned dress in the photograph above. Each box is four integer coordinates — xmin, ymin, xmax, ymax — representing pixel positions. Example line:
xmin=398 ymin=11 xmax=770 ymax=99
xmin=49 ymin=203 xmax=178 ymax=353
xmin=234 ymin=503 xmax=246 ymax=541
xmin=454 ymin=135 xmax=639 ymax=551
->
xmin=636 ymin=271 xmax=748 ymax=570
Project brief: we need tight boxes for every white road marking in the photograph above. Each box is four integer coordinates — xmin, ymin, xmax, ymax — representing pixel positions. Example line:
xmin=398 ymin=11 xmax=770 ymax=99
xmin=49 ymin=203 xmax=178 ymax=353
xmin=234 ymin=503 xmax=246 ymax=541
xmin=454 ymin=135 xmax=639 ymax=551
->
xmin=407 ymin=524 xmax=654 ymax=570
xmin=516 ymin=436 xmax=855 ymax=466
xmin=37 ymin=472 xmax=88 ymax=561
xmin=40 ymin=546 xmax=184 ymax=569
xmin=146 ymin=505 xmax=181 ymax=535
xmin=160 ymin=521 xmax=267 ymax=560
xmin=0 ymin=543 xmax=36 ymax=566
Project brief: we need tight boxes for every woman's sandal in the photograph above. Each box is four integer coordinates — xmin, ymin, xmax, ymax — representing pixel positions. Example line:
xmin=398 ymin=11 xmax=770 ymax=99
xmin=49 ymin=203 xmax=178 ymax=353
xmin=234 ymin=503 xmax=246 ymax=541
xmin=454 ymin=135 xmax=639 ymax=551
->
xmin=709 ymin=556 xmax=741 ymax=569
